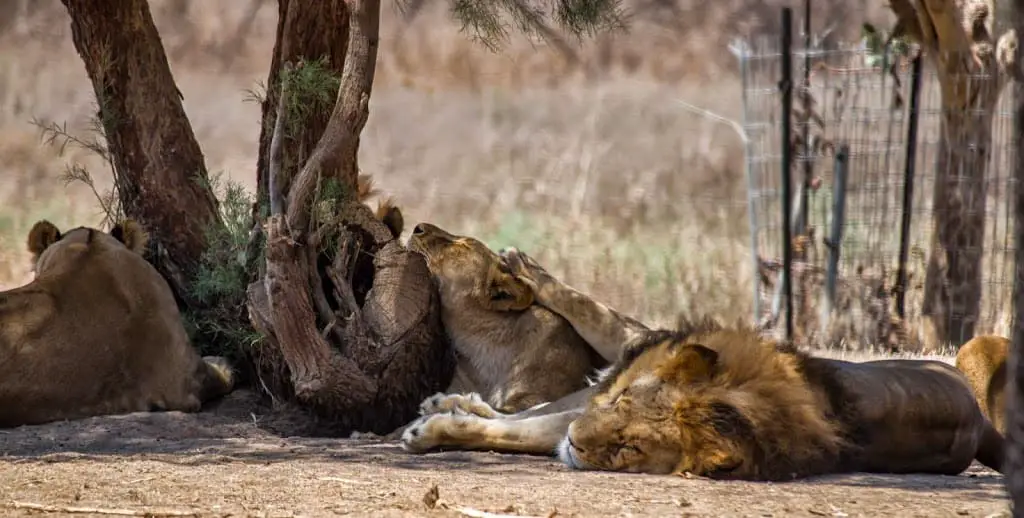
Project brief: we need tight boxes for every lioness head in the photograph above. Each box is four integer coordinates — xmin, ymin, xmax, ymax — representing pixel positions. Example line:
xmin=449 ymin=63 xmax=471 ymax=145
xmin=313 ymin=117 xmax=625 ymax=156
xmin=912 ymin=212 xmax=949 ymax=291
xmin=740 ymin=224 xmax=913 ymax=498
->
xmin=27 ymin=219 xmax=149 ymax=275
xmin=408 ymin=222 xmax=533 ymax=312
xmin=558 ymin=322 xmax=843 ymax=480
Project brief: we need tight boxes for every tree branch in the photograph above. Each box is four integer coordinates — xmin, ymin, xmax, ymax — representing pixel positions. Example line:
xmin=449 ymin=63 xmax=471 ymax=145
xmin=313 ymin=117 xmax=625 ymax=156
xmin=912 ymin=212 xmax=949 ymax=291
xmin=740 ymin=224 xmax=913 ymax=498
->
xmin=285 ymin=0 xmax=381 ymax=235
xmin=269 ymin=62 xmax=292 ymax=218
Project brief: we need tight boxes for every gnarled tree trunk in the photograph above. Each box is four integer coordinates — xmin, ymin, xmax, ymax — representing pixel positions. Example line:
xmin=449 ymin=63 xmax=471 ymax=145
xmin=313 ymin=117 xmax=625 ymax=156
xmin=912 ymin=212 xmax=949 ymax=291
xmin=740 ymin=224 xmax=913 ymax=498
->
xmin=60 ymin=0 xmax=222 ymax=305
xmin=889 ymin=0 xmax=1020 ymax=347
xmin=244 ymin=0 xmax=454 ymax=435
xmin=1007 ymin=0 xmax=1024 ymax=508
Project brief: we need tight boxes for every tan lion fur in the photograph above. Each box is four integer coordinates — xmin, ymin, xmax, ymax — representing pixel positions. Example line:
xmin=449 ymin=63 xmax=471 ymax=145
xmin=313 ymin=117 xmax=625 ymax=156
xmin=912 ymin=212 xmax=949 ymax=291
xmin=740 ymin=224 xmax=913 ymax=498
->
xmin=956 ymin=334 xmax=1008 ymax=434
xmin=0 ymin=219 xmax=235 ymax=428
xmin=402 ymin=248 xmax=1004 ymax=480
xmin=405 ymin=222 xmax=608 ymax=415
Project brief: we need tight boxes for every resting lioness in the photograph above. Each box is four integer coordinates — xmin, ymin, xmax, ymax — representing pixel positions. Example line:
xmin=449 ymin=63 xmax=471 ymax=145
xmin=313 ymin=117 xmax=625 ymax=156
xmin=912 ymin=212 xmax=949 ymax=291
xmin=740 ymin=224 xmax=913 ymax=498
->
xmin=956 ymin=334 xmax=1008 ymax=433
xmin=0 ymin=219 xmax=235 ymax=428
xmin=401 ymin=248 xmax=1004 ymax=480
xmin=406 ymin=223 xmax=610 ymax=415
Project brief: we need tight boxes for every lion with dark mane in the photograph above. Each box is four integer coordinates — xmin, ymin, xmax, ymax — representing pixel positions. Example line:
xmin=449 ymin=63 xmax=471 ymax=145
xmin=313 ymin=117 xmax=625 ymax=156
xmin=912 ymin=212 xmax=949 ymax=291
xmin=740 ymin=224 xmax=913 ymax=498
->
xmin=402 ymin=248 xmax=1004 ymax=480
xmin=0 ymin=218 xmax=235 ymax=427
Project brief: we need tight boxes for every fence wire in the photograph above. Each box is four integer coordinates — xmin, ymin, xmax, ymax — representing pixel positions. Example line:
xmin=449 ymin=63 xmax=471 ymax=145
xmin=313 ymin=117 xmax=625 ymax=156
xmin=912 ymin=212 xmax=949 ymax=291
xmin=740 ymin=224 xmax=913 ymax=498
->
xmin=737 ymin=36 xmax=1017 ymax=351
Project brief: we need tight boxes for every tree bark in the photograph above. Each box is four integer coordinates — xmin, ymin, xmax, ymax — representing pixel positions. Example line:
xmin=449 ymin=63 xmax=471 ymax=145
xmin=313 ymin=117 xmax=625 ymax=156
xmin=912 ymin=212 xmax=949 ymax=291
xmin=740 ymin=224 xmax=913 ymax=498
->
xmin=253 ymin=0 xmax=350 ymax=224
xmin=922 ymin=99 xmax=998 ymax=346
xmin=889 ymin=0 xmax=1019 ymax=347
xmin=1007 ymin=0 xmax=1024 ymax=509
xmin=245 ymin=0 xmax=454 ymax=435
xmin=60 ymin=0 xmax=221 ymax=303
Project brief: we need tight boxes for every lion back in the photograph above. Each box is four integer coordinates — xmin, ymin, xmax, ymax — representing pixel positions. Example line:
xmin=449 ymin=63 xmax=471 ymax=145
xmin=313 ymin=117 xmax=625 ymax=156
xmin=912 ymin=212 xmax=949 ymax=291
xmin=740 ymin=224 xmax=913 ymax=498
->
xmin=0 ymin=220 xmax=231 ymax=427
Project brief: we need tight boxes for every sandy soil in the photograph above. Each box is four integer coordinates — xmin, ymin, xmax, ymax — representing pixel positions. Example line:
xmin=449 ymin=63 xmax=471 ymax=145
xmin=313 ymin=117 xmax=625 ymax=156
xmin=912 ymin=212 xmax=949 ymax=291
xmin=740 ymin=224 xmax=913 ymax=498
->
xmin=0 ymin=390 xmax=1009 ymax=518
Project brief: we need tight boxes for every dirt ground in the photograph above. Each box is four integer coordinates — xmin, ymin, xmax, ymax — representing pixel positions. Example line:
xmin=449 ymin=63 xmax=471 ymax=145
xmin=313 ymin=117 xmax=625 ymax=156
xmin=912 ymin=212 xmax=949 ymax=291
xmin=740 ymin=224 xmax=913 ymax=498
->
xmin=0 ymin=390 xmax=1009 ymax=518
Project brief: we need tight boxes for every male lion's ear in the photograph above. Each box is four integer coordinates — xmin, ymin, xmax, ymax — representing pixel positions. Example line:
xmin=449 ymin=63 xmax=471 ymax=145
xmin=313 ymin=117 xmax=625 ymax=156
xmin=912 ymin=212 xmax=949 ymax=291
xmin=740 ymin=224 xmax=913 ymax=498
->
xmin=659 ymin=344 xmax=719 ymax=384
xmin=483 ymin=262 xmax=534 ymax=311
xmin=26 ymin=220 xmax=62 ymax=256
xmin=110 ymin=219 xmax=149 ymax=255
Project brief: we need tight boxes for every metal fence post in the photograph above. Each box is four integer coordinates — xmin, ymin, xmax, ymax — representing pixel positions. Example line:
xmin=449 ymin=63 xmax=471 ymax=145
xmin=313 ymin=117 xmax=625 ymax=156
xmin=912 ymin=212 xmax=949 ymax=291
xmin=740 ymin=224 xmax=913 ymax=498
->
xmin=826 ymin=145 xmax=850 ymax=307
xmin=780 ymin=7 xmax=795 ymax=341
xmin=895 ymin=55 xmax=924 ymax=318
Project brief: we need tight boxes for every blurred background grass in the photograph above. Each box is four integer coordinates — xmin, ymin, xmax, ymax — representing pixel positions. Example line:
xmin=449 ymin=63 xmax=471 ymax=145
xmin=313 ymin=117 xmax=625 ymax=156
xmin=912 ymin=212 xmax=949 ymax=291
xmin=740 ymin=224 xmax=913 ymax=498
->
xmin=0 ymin=0 xmax=894 ymax=330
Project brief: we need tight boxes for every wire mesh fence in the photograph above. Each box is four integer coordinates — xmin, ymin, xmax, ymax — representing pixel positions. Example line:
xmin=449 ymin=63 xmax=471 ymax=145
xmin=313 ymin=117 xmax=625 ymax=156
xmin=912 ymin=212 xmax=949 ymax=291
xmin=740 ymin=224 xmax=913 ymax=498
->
xmin=735 ymin=23 xmax=1017 ymax=352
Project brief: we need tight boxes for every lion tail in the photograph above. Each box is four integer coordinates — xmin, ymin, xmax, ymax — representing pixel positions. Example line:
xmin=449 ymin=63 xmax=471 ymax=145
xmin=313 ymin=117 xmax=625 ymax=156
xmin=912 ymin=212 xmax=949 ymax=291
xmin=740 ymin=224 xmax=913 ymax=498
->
xmin=974 ymin=420 xmax=1005 ymax=474
xmin=197 ymin=356 xmax=236 ymax=403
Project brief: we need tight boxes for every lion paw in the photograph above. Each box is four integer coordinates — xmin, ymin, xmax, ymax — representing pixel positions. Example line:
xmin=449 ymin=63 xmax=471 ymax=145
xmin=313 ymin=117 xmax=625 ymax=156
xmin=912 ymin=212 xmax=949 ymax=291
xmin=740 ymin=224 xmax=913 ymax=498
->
xmin=500 ymin=247 xmax=544 ymax=287
xmin=401 ymin=413 xmax=453 ymax=453
xmin=419 ymin=392 xmax=501 ymax=418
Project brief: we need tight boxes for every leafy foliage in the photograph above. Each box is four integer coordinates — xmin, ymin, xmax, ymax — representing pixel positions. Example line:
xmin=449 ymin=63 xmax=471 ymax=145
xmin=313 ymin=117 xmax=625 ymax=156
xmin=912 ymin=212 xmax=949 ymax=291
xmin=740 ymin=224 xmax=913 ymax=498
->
xmin=30 ymin=113 xmax=127 ymax=228
xmin=860 ymin=22 xmax=913 ymax=69
xmin=410 ymin=0 xmax=627 ymax=51
xmin=185 ymin=171 xmax=263 ymax=359
xmin=280 ymin=56 xmax=341 ymax=139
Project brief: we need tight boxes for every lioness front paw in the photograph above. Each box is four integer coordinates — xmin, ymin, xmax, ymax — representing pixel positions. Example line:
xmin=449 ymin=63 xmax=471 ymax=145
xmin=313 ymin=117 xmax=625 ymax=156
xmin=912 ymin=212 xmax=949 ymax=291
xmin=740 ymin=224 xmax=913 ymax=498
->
xmin=401 ymin=412 xmax=458 ymax=453
xmin=419 ymin=392 xmax=501 ymax=418
xmin=500 ymin=247 xmax=546 ymax=287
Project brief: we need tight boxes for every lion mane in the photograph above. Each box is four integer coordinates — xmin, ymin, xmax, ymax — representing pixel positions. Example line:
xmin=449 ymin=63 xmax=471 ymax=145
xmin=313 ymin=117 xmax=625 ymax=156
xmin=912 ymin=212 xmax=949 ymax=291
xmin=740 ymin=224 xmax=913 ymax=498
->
xmin=559 ymin=319 xmax=1003 ymax=480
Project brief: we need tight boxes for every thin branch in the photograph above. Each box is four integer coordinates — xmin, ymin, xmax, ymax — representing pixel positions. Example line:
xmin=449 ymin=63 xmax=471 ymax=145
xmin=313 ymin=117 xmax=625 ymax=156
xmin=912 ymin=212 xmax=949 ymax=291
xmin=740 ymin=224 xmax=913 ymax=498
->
xmin=672 ymin=98 xmax=749 ymax=145
xmin=269 ymin=61 xmax=293 ymax=218
xmin=6 ymin=501 xmax=202 ymax=517
xmin=284 ymin=0 xmax=381 ymax=234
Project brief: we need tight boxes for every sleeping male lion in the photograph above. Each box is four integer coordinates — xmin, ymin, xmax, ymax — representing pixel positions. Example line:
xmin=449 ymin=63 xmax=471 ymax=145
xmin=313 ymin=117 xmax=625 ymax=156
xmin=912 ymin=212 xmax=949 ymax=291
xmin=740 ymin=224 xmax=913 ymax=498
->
xmin=406 ymin=223 xmax=612 ymax=416
xmin=401 ymin=248 xmax=1004 ymax=480
xmin=956 ymin=334 xmax=1008 ymax=434
xmin=0 ymin=219 xmax=235 ymax=427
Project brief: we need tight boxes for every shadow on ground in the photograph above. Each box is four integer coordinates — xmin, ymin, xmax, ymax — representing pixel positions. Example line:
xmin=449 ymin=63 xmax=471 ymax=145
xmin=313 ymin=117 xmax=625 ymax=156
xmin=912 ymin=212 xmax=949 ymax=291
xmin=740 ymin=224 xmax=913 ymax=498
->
xmin=0 ymin=390 xmax=1009 ymax=491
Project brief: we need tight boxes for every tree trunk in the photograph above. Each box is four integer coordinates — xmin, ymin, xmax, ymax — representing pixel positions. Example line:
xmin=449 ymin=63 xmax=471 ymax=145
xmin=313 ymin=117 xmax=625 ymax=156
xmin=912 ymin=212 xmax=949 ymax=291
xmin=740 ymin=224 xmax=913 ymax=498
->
xmin=245 ymin=0 xmax=454 ymax=435
xmin=889 ymin=0 xmax=1019 ymax=348
xmin=252 ymin=0 xmax=350 ymax=225
xmin=1007 ymin=0 xmax=1024 ymax=509
xmin=922 ymin=97 xmax=998 ymax=346
xmin=60 ymin=0 xmax=221 ymax=304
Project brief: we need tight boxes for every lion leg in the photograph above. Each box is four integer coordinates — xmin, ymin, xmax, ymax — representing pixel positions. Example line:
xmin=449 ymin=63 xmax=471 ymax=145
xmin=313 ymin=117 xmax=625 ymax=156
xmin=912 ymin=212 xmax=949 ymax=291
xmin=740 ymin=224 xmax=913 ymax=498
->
xmin=418 ymin=392 xmax=508 ymax=419
xmin=501 ymin=247 xmax=651 ymax=362
xmin=974 ymin=420 xmax=1006 ymax=473
xmin=197 ymin=356 xmax=236 ymax=404
xmin=400 ymin=409 xmax=580 ymax=455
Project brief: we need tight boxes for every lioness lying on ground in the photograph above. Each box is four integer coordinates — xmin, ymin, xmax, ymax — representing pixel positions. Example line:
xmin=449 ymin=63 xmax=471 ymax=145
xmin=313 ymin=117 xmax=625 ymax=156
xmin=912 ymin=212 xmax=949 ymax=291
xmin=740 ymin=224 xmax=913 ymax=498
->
xmin=956 ymin=334 xmax=1008 ymax=434
xmin=401 ymin=248 xmax=1004 ymax=480
xmin=0 ymin=219 xmax=235 ymax=428
xmin=406 ymin=223 xmax=610 ymax=416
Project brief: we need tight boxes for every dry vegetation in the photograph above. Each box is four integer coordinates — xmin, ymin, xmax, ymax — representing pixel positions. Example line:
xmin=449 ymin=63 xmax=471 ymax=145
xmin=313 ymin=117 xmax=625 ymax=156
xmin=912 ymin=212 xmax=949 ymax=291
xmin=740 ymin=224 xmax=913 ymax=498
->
xmin=0 ymin=0 xmax=897 ymax=332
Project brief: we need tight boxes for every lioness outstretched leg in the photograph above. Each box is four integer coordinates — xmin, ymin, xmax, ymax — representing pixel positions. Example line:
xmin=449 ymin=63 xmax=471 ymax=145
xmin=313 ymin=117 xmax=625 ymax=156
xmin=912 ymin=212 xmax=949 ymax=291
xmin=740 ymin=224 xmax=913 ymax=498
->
xmin=501 ymin=247 xmax=651 ymax=362
xmin=401 ymin=408 xmax=581 ymax=455
xmin=402 ymin=385 xmax=596 ymax=455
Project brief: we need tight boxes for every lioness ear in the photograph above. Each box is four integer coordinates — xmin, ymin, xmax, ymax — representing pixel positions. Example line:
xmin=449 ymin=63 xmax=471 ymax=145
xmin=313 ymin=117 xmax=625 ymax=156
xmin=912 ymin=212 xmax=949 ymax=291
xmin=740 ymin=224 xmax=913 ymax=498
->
xmin=483 ymin=263 xmax=534 ymax=311
xmin=27 ymin=220 xmax=62 ymax=256
xmin=110 ymin=219 xmax=149 ymax=255
xmin=376 ymin=198 xmax=404 ymax=238
xmin=660 ymin=344 xmax=718 ymax=384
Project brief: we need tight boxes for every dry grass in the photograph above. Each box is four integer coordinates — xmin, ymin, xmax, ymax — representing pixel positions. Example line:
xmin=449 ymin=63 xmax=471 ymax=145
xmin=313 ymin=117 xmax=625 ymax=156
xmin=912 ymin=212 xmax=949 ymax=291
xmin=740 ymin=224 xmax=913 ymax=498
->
xmin=0 ymin=1 xmax=909 ymax=336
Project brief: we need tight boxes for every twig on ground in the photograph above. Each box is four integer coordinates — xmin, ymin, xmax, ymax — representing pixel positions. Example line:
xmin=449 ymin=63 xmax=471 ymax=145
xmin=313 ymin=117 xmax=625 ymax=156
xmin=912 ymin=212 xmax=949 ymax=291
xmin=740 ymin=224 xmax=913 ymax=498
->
xmin=453 ymin=506 xmax=550 ymax=518
xmin=6 ymin=501 xmax=204 ymax=517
